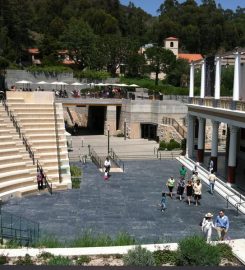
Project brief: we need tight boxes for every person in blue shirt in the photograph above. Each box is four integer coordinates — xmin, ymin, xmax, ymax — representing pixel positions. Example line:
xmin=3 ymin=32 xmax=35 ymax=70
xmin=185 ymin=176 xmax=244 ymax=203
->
xmin=160 ymin=192 xmax=167 ymax=212
xmin=215 ymin=210 xmax=229 ymax=240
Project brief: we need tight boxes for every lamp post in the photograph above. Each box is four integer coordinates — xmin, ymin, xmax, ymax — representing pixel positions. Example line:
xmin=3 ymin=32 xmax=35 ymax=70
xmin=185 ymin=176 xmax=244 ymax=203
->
xmin=107 ymin=124 xmax=110 ymax=156
xmin=124 ymin=118 xmax=127 ymax=140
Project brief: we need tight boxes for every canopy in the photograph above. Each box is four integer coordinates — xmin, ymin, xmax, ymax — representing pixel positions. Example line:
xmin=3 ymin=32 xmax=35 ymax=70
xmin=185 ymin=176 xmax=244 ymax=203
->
xmin=129 ymin=84 xmax=140 ymax=87
xmin=51 ymin=81 xmax=68 ymax=85
xmin=16 ymin=80 xmax=32 ymax=84
xmin=71 ymin=82 xmax=84 ymax=86
xmin=95 ymin=83 xmax=108 ymax=86
xmin=36 ymin=81 xmax=48 ymax=84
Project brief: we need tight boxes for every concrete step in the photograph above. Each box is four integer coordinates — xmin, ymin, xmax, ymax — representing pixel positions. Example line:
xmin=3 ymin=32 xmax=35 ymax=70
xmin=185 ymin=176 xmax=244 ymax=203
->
xmin=0 ymin=161 xmax=34 ymax=173
xmin=0 ymin=169 xmax=34 ymax=182
xmin=0 ymin=177 xmax=36 ymax=194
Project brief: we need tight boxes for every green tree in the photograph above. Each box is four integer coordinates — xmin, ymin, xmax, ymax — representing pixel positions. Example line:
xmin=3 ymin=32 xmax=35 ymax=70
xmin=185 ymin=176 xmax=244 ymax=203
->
xmin=61 ymin=18 xmax=96 ymax=70
xmin=125 ymin=52 xmax=146 ymax=77
xmin=145 ymin=46 xmax=176 ymax=85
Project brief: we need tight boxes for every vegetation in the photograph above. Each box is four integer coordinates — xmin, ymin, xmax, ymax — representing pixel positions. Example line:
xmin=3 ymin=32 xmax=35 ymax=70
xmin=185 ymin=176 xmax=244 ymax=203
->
xmin=123 ymin=246 xmax=156 ymax=266
xmin=70 ymin=165 xmax=82 ymax=189
xmin=0 ymin=255 xmax=8 ymax=265
xmin=76 ymin=255 xmax=91 ymax=265
xmin=176 ymin=235 xmax=221 ymax=266
xmin=159 ymin=139 xmax=181 ymax=151
xmin=15 ymin=254 xmax=33 ymax=265
xmin=47 ymin=256 xmax=73 ymax=266
xmin=74 ymin=70 xmax=110 ymax=80
xmin=27 ymin=65 xmax=72 ymax=74
xmin=153 ymin=249 xmax=177 ymax=265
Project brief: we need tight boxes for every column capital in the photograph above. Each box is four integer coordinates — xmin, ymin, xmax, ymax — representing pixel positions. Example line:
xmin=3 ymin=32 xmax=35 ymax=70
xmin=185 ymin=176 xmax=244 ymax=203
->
xmin=198 ymin=117 xmax=205 ymax=124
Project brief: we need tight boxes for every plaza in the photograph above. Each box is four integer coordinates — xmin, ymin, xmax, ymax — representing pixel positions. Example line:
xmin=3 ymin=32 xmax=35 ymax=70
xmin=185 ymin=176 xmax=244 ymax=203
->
xmin=2 ymin=157 xmax=245 ymax=244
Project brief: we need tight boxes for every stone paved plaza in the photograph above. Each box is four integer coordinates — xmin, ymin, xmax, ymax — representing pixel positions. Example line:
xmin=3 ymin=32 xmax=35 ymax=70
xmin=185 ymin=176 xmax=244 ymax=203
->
xmin=2 ymin=159 xmax=245 ymax=243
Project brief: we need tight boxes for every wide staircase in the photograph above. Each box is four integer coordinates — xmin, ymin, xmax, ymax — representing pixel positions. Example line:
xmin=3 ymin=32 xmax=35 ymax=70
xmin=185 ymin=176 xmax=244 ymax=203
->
xmin=0 ymin=92 xmax=71 ymax=200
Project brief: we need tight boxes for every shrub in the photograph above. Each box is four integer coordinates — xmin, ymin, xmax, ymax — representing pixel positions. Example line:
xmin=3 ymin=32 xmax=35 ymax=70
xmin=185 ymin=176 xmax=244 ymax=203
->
xmin=47 ymin=256 xmax=73 ymax=265
xmin=216 ymin=243 xmax=236 ymax=262
xmin=159 ymin=140 xmax=166 ymax=150
xmin=113 ymin=232 xmax=136 ymax=246
xmin=15 ymin=254 xmax=33 ymax=265
xmin=176 ymin=235 xmax=221 ymax=266
xmin=75 ymin=69 xmax=110 ymax=80
xmin=0 ymin=255 xmax=8 ymax=265
xmin=153 ymin=249 xmax=177 ymax=265
xmin=5 ymin=240 xmax=21 ymax=248
xmin=37 ymin=252 xmax=54 ymax=261
xmin=27 ymin=65 xmax=72 ymax=74
xmin=70 ymin=165 xmax=82 ymax=189
xmin=76 ymin=255 xmax=91 ymax=265
xmin=123 ymin=246 xmax=156 ymax=266
xmin=33 ymin=236 xmax=63 ymax=248
xmin=70 ymin=165 xmax=82 ymax=177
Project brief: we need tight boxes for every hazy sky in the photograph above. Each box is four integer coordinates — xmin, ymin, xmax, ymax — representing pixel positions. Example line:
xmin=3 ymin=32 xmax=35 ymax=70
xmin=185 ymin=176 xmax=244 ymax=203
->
xmin=120 ymin=0 xmax=244 ymax=16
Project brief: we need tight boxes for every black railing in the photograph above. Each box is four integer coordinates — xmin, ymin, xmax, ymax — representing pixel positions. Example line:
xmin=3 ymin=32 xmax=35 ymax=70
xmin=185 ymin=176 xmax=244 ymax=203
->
xmin=0 ymin=208 xmax=39 ymax=245
xmin=37 ymin=161 xmax=53 ymax=195
xmin=162 ymin=117 xmax=187 ymax=138
xmin=90 ymin=147 xmax=103 ymax=168
xmin=1 ymin=98 xmax=52 ymax=195
xmin=109 ymin=148 xmax=124 ymax=172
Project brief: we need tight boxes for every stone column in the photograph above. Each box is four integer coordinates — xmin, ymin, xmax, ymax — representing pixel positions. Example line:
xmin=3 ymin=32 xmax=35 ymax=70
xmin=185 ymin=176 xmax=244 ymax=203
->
xmin=227 ymin=125 xmax=239 ymax=184
xmin=187 ymin=114 xmax=195 ymax=158
xmin=233 ymin=52 xmax=241 ymax=102
xmin=214 ymin=56 xmax=221 ymax=100
xmin=105 ymin=106 xmax=117 ymax=135
xmin=200 ymin=60 xmax=206 ymax=99
xmin=189 ymin=62 xmax=195 ymax=98
xmin=211 ymin=120 xmax=219 ymax=172
xmin=197 ymin=117 xmax=206 ymax=163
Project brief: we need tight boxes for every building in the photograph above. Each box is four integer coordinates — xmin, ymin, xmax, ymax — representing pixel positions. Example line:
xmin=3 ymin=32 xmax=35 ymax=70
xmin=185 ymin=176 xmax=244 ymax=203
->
xmin=186 ymin=48 xmax=245 ymax=191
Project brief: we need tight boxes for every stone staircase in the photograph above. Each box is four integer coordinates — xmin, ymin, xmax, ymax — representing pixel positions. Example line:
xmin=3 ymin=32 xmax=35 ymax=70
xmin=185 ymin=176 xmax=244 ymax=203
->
xmin=0 ymin=92 xmax=71 ymax=200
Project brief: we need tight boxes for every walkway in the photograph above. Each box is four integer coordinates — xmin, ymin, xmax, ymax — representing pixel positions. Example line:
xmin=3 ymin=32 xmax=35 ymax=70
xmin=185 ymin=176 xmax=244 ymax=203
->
xmin=2 ymin=160 xmax=245 ymax=243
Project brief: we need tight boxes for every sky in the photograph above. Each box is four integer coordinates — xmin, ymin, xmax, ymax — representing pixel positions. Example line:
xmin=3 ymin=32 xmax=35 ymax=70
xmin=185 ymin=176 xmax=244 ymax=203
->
xmin=120 ymin=0 xmax=244 ymax=16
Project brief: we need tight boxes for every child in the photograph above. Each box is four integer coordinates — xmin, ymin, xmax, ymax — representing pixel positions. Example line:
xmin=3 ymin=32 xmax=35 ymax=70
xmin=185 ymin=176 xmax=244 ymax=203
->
xmin=104 ymin=170 xmax=109 ymax=180
xmin=160 ymin=192 xmax=167 ymax=212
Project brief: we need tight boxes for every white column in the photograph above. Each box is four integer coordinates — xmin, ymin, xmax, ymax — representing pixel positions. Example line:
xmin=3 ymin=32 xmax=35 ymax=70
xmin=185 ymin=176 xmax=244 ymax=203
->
xmin=233 ymin=52 xmax=241 ymax=101
xmin=198 ymin=118 xmax=205 ymax=150
xmin=228 ymin=125 xmax=238 ymax=167
xmin=189 ymin=62 xmax=195 ymax=98
xmin=187 ymin=114 xmax=194 ymax=158
xmin=211 ymin=120 xmax=219 ymax=157
xmin=214 ymin=56 xmax=221 ymax=100
xmin=200 ymin=60 xmax=206 ymax=98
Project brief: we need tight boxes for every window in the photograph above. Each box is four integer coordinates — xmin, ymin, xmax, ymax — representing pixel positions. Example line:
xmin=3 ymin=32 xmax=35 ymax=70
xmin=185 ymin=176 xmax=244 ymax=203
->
xmin=170 ymin=42 xmax=174 ymax=47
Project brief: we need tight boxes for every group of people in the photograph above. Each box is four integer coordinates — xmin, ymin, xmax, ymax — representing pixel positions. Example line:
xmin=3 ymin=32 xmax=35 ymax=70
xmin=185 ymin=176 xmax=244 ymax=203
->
xmin=201 ymin=210 xmax=229 ymax=242
xmin=160 ymin=164 xmax=229 ymax=242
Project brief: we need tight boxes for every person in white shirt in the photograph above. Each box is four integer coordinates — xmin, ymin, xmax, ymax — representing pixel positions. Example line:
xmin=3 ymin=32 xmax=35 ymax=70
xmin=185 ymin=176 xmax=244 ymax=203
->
xmin=104 ymin=157 xmax=111 ymax=174
xmin=202 ymin=212 xmax=215 ymax=243
xmin=208 ymin=171 xmax=217 ymax=194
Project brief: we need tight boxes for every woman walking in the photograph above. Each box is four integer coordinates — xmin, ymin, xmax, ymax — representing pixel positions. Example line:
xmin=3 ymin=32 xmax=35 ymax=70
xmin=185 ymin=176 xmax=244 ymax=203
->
xmin=201 ymin=213 xmax=215 ymax=243
xmin=193 ymin=179 xmax=202 ymax=206
xmin=177 ymin=177 xmax=185 ymax=201
xmin=186 ymin=180 xmax=193 ymax=205
xmin=166 ymin=176 xmax=175 ymax=199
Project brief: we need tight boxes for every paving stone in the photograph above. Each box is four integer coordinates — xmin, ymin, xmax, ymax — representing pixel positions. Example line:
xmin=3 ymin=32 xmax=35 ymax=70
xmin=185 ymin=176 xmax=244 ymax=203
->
xmin=2 ymin=159 xmax=245 ymax=244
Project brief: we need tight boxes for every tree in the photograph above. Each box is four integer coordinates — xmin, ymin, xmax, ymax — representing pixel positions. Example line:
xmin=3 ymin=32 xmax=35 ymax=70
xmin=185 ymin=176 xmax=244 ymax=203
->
xmin=125 ymin=52 xmax=146 ymax=77
xmin=61 ymin=18 xmax=96 ymax=70
xmin=0 ymin=57 xmax=9 ymax=90
xmin=166 ymin=58 xmax=189 ymax=87
xmin=145 ymin=46 xmax=176 ymax=85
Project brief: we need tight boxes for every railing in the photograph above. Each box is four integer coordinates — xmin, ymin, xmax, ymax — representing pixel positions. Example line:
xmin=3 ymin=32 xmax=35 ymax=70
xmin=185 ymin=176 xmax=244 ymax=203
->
xmin=109 ymin=148 xmax=124 ymax=172
xmin=37 ymin=161 xmax=52 ymax=195
xmin=226 ymin=193 xmax=245 ymax=216
xmin=0 ymin=208 xmax=39 ymax=245
xmin=90 ymin=147 xmax=103 ymax=168
xmin=1 ymin=98 xmax=52 ymax=194
xmin=162 ymin=117 xmax=187 ymax=138
xmin=2 ymin=98 xmax=35 ymax=165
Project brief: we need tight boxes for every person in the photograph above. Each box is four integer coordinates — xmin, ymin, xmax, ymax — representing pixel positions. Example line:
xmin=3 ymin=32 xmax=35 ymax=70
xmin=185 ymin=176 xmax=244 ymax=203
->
xmin=104 ymin=157 xmax=111 ymax=175
xmin=191 ymin=171 xmax=200 ymax=183
xmin=186 ymin=179 xmax=193 ymax=205
xmin=179 ymin=165 xmax=187 ymax=179
xmin=194 ymin=161 xmax=200 ymax=173
xmin=193 ymin=179 xmax=202 ymax=206
xmin=160 ymin=192 xmax=167 ymax=212
xmin=177 ymin=177 xmax=185 ymax=201
xmin=209 ymin=159 xmax=214 ymax=173
xmin=166 ymin=176 xmax=175 ymax=198
xmin=104 ymin=170 xmax=109 ymax=180
xmin=215 ymin=210 xmax=229 ymax=241
xmin=37 ymin=169 xmax=43 ymax=192
xmin=202 ymin=212 xmax=215 ymax=243
xmin=208 ymin=171 xmax=217 ymax=194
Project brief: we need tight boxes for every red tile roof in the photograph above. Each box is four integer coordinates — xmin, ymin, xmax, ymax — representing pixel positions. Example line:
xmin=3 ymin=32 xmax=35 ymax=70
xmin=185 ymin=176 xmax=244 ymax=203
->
xmin=27 ymin=48 xmax=40 ymax=54
xmin=165 ymin=37 xmax=179 ymax=41
xmin=178 ymin=53 xmax=203 ymax=62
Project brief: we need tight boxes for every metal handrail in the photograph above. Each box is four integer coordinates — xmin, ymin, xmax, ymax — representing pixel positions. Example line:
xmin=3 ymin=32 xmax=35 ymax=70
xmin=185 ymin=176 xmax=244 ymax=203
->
xmin=37 ymin=161 xmax=52 ymax=195
xmin=90 ymin=147 xmax=103 ymax=168
xmin=109 ymin=148 xmax=124 ymax=172
xmin=0 ymin=209 xmax=40 ymax=245
xmin=162 ymin=117 xmax=187 ymax=138
xmin=234 ymin=201 xmax=245 ymax=216
xmin=1 ymin=98 xmax=52 ymax=195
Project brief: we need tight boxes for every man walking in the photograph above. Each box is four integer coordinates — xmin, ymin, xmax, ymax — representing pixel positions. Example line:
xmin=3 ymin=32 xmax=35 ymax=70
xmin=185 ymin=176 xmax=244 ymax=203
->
xmin=215 ymin=210 xmax=229 ymax=240
xmin=208 ymin=171 xmax=216 ymax=194
xmin=179 ymin=165 xmax=187 ymax=179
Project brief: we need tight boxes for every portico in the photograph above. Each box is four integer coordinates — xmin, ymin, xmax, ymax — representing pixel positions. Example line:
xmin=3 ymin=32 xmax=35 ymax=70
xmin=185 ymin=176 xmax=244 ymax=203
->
xmin=186 ymin=48 xmax=245 ymax=190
